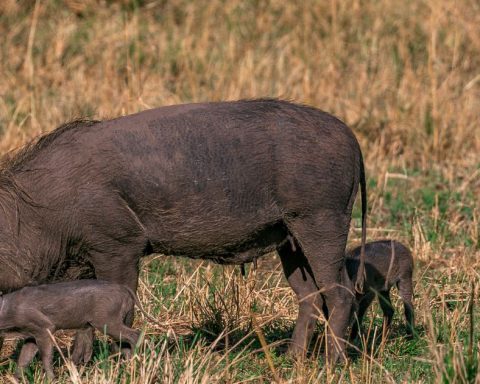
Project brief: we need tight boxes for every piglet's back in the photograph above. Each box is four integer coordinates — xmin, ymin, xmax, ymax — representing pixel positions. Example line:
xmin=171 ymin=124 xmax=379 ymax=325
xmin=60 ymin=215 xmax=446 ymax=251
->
xmin=4 ymin=280 xmax=132 ymax=330
xmin=346 ymin=240 xmax=413 ymax=289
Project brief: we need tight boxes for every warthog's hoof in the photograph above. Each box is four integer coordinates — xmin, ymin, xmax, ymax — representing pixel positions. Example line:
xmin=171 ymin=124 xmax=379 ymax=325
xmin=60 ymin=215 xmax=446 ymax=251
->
xmin=286 ymin=342 xmax=308 ymax=360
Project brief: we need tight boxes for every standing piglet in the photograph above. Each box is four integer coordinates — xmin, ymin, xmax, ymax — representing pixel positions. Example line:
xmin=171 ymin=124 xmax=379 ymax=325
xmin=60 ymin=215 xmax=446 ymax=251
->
xmin=0 ymin=280 xmax=142 ymax=379
xmin=346 ymin=240 xmax=414 ymax=339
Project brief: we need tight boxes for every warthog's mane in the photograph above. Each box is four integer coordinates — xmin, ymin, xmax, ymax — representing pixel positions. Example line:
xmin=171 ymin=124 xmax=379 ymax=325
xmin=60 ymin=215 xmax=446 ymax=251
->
xmin=1 ymin=119 xmax=100 ymax=173
xmin=0 ymin=119 xmax=101 ymax=213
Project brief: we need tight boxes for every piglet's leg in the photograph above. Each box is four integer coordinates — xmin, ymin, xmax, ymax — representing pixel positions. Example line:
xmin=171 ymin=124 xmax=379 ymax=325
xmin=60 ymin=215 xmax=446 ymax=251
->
xmin=109 ymin=303 xmax=137 ymax=356
xmin=350 ymin=291 xmax=375 ymax=340
xmin=378 ymin=290 xmax=394 ymax=339
xmin=397 ymin=278 xmax=415 ymax=337
xmin=94 ymin=323 xmax=140 ymax=357
xmin=20 ymin=311 xmax=56 ymax=380
xmin=71 ymin=328 xmax=94 ymax=364
xmin=15 ymin=339 xmax=39 ymax=379
xmin=35 ymin=331 xmax=55 ymax=381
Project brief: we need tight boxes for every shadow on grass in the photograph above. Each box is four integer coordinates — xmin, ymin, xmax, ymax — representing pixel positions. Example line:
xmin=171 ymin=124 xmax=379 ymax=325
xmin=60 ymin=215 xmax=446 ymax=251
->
xmin=153 ymin=316 xmax=426 ymax=363
xmin=177 ymin=318 xmax=296 ymax=355
xmin=347 ymin=323 xmax=427 ymax=362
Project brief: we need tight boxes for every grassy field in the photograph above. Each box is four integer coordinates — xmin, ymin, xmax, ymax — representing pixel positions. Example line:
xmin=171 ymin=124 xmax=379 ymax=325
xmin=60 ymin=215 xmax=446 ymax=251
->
xmin=0 ymin=0 xmax=479 ymax=382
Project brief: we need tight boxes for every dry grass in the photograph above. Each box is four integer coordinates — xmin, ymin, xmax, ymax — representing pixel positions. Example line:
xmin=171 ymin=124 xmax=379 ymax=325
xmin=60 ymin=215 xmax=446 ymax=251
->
xmin=0 ymin=0 xmax=479 ymax=382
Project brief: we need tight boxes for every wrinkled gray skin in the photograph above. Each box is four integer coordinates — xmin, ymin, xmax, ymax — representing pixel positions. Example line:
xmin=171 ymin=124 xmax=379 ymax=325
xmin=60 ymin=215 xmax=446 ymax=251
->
xmin=0 ymin=280 xmax=141 ymax=380
xmin=0 ymin=99 xmax=366 ymax=363
xmin=346 ymin=240 xmax=414 ymax=339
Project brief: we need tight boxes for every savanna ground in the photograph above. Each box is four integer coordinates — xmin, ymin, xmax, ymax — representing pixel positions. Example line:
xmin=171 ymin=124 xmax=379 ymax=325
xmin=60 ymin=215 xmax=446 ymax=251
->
xmin=0 ymin=0 xmax=479 ymax=382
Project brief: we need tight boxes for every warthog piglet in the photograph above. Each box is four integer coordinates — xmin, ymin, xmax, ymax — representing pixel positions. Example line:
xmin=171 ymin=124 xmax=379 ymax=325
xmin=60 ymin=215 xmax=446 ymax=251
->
xmin=0 ymin=280 xmax=144 ymax=379
xmin=346 ymin=240 xmax=414 ymax=339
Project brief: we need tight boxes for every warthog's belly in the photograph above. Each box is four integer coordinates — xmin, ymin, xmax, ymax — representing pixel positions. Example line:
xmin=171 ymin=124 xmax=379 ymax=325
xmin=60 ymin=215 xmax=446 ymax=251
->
xmin=163 ymin=221 xmax=291 ymax=265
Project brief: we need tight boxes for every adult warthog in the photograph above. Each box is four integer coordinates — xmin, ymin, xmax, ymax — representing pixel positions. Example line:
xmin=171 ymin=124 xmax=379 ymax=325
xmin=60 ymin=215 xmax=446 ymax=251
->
xmin=0 ymin=99 xmax=366 ymax=363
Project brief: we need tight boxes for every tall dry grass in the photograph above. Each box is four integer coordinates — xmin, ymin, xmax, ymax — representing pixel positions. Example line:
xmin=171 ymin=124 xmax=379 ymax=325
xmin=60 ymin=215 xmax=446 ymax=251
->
xmin=0 ymin=0 xmax=479 ymax=169
xmin=0 ymin=0 xmax=479 ymax=383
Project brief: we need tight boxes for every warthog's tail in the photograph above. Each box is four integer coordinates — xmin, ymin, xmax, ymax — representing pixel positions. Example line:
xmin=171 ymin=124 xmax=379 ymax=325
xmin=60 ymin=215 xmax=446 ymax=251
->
xmin=354 ymin=151 xmax=367 ymax=294
xmin=124 ymin=286 xmax=163 ymax=328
